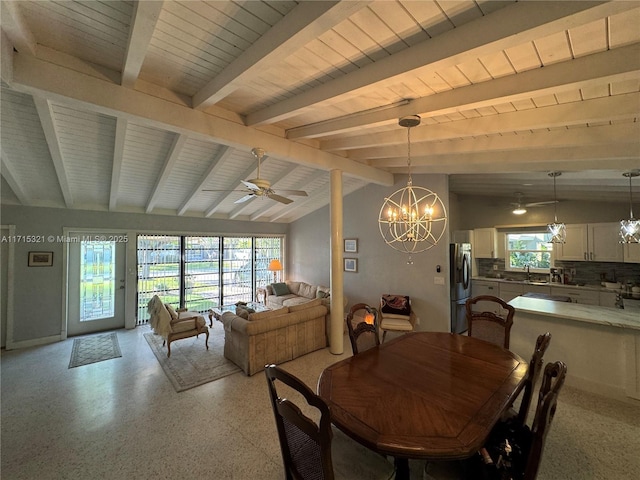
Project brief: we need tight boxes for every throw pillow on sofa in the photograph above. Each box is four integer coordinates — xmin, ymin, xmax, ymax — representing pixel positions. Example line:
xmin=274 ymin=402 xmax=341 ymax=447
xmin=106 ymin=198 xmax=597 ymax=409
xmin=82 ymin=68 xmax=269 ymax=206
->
xmin=272 ymin=282 xmax=291 ymax=296
xmin=316 ymin=290 xmax=330 ymax=299
xmin=298 ymin=282 xmax=317 ymax=299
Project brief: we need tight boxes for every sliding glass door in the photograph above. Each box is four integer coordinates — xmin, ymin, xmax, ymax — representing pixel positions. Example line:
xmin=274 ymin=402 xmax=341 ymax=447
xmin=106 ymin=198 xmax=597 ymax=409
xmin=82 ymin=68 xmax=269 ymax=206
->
xmin=136 ymin=234 xmax=282 ymax=323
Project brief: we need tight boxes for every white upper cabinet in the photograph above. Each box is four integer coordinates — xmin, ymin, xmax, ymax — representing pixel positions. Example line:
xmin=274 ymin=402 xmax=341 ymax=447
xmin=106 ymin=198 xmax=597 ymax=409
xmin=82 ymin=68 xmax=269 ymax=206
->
xmin=556 ymin=223 xmax=623 ymax=262
xmin=473 ymin=228 xmax=497 ymax=258
xmin=624 ymin=242 xmax=640 ymax=263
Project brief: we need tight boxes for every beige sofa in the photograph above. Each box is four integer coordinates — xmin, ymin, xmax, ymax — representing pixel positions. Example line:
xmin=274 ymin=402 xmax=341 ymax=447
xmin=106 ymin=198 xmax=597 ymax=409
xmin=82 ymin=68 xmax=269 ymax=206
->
xmin=219 ymin=298 xmax=328 ymax=376
xmin=265 ymin=280 xmax=344 ymax=311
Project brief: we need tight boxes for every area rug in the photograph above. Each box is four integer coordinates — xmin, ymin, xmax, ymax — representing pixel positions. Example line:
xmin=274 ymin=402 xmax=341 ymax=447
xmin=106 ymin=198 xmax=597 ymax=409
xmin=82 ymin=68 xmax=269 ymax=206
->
xmin=69 ymin=332 xmax=122 ymax=368
xmin=144 ymin=325 xmax=240 ymax=392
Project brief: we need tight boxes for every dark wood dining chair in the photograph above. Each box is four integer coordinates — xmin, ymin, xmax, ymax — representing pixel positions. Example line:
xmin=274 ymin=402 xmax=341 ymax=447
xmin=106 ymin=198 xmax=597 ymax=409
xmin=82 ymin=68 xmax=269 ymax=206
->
xmin=478 ymin=361 xmax=567 ymax=480
xmin=516 ymin=332 xmax=552 ymax=426
xmin=346 ymin=303 xmax=380 ymax=355
xmin=465 ymin=295 xmax=515 ymax=349
xmin=522 ymin=361 xmax=567 ymax=480
xmin=264 ymin=364 xmax=335 ymax=480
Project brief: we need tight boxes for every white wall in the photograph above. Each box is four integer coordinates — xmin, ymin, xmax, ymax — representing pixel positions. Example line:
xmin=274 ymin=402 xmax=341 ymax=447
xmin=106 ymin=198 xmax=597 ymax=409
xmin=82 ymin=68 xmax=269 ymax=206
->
xmin=0 ymin=205 xmax=287 ymax=346
xmin=289 ymin=174 xmax=452 ymax=333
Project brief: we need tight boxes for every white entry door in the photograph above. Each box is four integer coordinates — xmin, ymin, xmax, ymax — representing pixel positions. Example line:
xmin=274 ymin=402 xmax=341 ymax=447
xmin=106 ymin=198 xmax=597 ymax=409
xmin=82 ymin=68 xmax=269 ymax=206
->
xmin=67 ymin=234 xmax=126 ymax=336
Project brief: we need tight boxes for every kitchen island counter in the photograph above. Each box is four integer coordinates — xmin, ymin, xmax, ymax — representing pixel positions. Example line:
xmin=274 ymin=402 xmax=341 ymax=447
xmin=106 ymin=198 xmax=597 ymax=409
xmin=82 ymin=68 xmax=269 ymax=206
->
xmin=507 ymin=296 xmax=640 ymax=402
xmin=509 ymin=296 xmax=640 ymax=331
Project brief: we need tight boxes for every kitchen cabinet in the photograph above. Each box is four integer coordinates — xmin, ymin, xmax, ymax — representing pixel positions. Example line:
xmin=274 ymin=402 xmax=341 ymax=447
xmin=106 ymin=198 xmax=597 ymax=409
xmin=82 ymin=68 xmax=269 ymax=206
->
xmin=473 ymin=228 xmax=498 ymax=258
xmin=556 ymin=223 xmax=623 ymax=262
xmin=624 ymin=243 xmax=640 ymax=263
xmin=551 ymin=287 xmax=599 ymax=305
xmin=471 ymin=280 xmax=499 ymax=313
xmin=498 ymin=283 xmax=523 ymax=303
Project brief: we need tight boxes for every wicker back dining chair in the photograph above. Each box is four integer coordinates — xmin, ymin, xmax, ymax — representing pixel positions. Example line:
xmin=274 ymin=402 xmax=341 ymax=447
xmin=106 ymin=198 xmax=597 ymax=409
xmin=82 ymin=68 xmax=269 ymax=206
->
xmin=465 ymin=295 xmax=515 ymax=349
xmin=346 ymin=303 xmax=380 ymax=355
xmin=522 ymin=361 xmax=567 ymax=480
xmin=264 ymin=364 xmax=334 ymax=480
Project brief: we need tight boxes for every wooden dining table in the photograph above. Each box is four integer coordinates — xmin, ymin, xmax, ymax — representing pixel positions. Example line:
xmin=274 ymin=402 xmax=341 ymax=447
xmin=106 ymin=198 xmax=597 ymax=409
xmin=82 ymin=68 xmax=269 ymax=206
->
xmin=317 ymin=332 xmax=528 ymax=479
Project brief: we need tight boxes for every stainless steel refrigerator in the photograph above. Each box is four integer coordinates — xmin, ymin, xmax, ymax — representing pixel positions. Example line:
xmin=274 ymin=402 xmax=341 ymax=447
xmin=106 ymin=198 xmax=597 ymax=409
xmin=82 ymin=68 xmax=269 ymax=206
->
xmin=450 ymin=243 xmax=472 ymax=334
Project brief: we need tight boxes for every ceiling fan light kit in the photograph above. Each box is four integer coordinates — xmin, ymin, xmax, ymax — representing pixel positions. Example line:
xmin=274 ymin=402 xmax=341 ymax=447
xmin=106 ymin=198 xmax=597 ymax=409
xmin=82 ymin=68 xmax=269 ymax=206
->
xmin=512 ymin=206 xmax=527 ymax=215
xmin=378 ymin=115 xmax=447 ymax=262
xmin=620 ymin=171 xmax=640 ymax=244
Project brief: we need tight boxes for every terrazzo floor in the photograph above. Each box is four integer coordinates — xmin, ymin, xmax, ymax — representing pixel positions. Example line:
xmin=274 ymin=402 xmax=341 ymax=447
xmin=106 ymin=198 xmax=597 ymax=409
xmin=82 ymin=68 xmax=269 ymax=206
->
xmin=1 ymin=324 xmax=639 ymax=480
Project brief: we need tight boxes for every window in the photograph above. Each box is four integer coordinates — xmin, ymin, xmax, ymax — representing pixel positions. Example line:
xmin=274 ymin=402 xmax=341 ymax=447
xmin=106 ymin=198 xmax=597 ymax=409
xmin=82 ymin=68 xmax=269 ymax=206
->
xmin=136 ymin=234 xmax=283 ymax=323
xmin=505 ymin=231 xmax=553 ymax=272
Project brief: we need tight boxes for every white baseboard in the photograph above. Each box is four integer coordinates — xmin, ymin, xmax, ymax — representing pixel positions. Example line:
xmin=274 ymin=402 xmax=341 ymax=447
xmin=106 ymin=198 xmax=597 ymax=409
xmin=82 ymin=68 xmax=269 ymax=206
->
xmin=6 ymin=334 xmax=62 ymax=350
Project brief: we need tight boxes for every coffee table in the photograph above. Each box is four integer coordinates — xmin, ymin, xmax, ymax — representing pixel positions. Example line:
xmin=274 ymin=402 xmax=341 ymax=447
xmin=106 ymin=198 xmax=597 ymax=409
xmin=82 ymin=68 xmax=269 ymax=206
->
xmin=208 ymin=302 xmax=270 ymax=326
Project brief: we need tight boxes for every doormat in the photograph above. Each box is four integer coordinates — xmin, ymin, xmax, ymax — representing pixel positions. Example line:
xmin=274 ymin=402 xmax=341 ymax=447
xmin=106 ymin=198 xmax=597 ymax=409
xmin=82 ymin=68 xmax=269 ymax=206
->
xmin=144 ymin=324 xmax=241 ymax=392
xmin=69 ymin=332 xmax=122 ymax=368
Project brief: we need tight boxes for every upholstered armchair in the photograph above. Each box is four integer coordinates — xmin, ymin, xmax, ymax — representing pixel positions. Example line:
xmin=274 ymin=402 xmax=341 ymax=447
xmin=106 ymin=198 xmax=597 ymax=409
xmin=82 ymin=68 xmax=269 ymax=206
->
xmin=147 ymin=295 xmax=209 ymax=357
xmin=379 ymin=294 xmax=418 ymax=342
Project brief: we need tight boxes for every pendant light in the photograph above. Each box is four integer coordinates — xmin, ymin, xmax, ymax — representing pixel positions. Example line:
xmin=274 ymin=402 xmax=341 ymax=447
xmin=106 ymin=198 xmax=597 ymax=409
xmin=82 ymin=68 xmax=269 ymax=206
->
xmin=620 ymin=171 xmax=640 ymax=243
xmin=378 ymin=116 xmax=447 ymax=263
xmin=547 ymin=171 xmax=565 ymax=244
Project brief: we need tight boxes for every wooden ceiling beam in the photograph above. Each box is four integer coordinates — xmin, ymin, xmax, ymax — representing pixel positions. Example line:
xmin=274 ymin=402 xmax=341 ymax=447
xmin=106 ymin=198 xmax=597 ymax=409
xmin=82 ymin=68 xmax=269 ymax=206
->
xmin=0 ymin=148 xmax=30 ymax=205
xmin=349 ymin=98 xmax=640 ymax=161
xmin=178 ymin=146 xmax=234 ymax=216
xmin=246 ymin=1 xmax=634 ymax=126
xmin=121 ymin=1 xmax=163 ymax=88
xmin=308 ymin=44 xmax=640 ymax=144
xmin=33 ymin=97 xmax=73 ymax=208
xmin=109 ymin=118 xmax=127 ymax=211
xmin=146 ymin=134 xmax=187 ymax=213
xmin=11 ymin=53 xmax=393 ymax=186
xmin=192 ymin=1 xmax=371 ymax=110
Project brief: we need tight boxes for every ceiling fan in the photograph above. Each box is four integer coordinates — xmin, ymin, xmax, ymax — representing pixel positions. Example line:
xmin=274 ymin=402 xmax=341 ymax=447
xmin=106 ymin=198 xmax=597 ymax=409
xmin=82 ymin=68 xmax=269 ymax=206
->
xmin=203 ymin=147 xmax=308 ymax=205
xmin=509 ymin=192 xmax=558 ymax=215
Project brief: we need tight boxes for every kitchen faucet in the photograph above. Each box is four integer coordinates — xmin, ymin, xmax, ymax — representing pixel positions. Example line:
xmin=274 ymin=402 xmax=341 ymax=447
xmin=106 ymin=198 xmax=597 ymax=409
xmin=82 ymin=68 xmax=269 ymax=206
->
xmin=523 ymin=264 xmax=531 ymax=281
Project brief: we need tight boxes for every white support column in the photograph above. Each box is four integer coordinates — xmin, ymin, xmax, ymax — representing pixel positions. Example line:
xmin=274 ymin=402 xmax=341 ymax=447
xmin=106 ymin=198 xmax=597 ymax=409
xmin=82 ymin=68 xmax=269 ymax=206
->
xmin=329 ymin=169 xmax=344 ymax=354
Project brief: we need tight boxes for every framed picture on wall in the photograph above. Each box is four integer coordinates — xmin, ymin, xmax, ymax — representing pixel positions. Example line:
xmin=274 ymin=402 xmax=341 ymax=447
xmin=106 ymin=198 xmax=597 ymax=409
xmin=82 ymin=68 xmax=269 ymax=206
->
xmin=28 ymin=251 xmax=53 ymax=267
xmin=344 ymin=258 xmax=358 ymax=273
xmin=344 ymin=238 xmax=358 ymax=253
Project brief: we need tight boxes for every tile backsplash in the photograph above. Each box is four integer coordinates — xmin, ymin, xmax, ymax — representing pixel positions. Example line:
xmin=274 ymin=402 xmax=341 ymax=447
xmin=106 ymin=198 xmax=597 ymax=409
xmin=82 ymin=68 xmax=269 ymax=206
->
xmin=476 ymin=258 xmax=640 ymax=286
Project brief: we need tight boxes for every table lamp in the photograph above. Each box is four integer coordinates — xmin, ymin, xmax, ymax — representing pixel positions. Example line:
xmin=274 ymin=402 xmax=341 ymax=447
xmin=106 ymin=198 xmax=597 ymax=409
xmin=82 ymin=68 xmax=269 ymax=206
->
xmin=268 ymin=259 xmax=282 ymax=283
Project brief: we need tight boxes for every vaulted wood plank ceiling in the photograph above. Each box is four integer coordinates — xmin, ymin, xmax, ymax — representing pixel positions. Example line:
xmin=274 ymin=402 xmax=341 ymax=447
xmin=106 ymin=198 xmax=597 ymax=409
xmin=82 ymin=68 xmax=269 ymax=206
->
xmin=1 ymin=1 xmax=639 ymax=223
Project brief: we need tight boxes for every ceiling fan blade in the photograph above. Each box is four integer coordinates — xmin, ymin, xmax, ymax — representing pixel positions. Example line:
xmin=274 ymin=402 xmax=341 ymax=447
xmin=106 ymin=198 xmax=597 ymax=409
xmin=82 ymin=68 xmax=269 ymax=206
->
xmin=278 ymin=189 xmax=308 ymax=197
xmin=525 ymin=200 xmax=558 ymax=207
xmin=241 ymin=180 xmax=260 ymax=191
xmin=202 ymin=189 xmax=245 ymax=193
xmin=268 ymin=194 xmax=293 ymax=205
xmin=234 ymin=194 xmax=256 ymax=204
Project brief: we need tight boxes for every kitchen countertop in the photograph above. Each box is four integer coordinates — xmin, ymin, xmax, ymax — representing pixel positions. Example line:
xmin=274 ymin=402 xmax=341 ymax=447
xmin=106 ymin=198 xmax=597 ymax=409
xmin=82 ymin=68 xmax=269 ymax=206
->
xmin=473 ymin=276 xmax=625 ymax=294
xmin=508 ymin=296 xmax=640 ymax=330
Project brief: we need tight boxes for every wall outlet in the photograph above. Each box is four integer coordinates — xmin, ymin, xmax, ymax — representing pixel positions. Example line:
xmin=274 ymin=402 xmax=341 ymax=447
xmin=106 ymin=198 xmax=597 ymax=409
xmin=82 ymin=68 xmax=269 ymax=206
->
xmin=493 ymin=264 xmax=498 ymax=270
xmin=434 ymin=276 xmax=445 ymax=285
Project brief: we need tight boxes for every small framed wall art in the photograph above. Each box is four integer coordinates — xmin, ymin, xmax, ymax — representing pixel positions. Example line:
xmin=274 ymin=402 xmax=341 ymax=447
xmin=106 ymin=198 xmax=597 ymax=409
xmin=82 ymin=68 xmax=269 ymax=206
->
xmin=28 ymin=251 xmax=53 ymax=267
xmin=344 ymin=258 xmax=358 ymax=273
xmin=344 ymin=238 xmax=358 ymax=253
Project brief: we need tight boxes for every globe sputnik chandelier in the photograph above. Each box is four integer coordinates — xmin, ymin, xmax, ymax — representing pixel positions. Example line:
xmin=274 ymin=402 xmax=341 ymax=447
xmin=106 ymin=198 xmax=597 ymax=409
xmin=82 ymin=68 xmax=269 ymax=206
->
xmin=547 ymin=171 xmax=566 ymax=244
xmin=620 ymin=170 xmax=640 ymax=243
xmin=378 ymin=116 xmax=447 ymax=263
